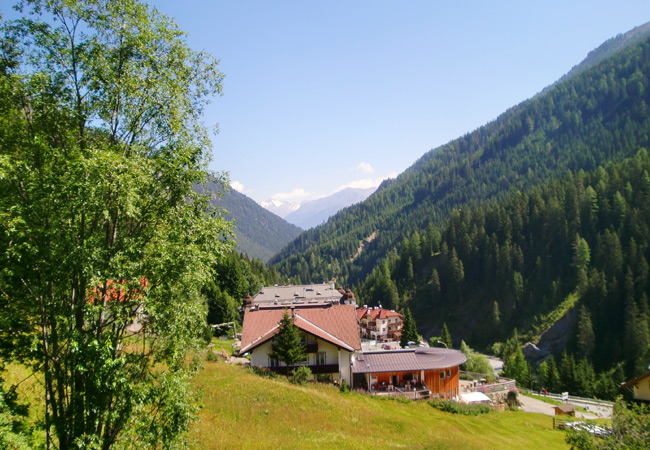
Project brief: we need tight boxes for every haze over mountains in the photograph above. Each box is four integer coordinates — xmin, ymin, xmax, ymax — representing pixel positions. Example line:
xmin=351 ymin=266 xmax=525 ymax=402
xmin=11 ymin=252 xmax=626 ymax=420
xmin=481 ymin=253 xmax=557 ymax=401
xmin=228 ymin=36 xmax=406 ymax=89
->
xmin=260 ymin=187 xmax=376 ymax=229
xmin=259 ymin=199 xmax=300 ymax=219
xmin=283 ymin=187 xmax=376 ymax=229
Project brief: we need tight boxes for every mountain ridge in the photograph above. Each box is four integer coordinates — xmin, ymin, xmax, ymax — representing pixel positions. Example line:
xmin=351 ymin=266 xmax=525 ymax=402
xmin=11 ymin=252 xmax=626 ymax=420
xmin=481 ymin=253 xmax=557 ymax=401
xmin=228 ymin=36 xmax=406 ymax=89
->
xmin=270 ymin=23 xmax=650 ymax=292
xmin=202 ymin=179 xmax=302 ymax=262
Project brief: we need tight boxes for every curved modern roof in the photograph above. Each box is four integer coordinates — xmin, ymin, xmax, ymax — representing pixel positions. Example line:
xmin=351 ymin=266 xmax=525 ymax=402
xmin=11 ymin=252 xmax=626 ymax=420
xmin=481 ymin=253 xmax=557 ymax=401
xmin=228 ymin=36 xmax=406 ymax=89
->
xmin=351 ymin=348 xmax=467 ymax=374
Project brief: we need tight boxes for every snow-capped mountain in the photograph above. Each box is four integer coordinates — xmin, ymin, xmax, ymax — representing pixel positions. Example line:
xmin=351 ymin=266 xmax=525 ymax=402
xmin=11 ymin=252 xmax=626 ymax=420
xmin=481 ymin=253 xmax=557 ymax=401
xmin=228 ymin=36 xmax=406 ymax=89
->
xmin=259 ymin=199 xmax=300 ymax=218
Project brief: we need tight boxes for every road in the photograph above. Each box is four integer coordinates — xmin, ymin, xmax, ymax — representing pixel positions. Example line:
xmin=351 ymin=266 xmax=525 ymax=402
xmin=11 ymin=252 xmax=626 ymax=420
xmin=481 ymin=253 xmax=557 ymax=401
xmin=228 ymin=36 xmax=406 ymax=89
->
xmin=518 ymin=394 xmax=612 ymax=419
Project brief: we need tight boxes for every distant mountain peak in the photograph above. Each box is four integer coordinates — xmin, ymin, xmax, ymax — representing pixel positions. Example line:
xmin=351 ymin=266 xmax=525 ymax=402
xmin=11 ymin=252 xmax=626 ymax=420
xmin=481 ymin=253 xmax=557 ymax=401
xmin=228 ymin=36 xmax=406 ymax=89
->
xmin=284 ymin=187 xmax=376 ymax=229
xmin=259 ymin=199 xmax=300 ymax=218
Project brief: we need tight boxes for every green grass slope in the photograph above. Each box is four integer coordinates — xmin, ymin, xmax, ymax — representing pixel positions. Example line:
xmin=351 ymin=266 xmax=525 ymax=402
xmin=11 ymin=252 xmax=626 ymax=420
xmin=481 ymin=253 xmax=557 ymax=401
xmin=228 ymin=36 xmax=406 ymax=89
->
xmin=189 ymin=362 xmax=568 ymax=450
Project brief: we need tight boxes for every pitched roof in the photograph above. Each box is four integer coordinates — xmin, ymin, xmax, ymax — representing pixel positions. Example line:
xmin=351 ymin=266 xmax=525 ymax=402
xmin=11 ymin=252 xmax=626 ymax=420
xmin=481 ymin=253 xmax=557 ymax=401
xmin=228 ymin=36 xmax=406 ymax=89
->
xmin=356 ymin=307 xmax=403 ymax=320
xmin=351 ymin=348 xmax=467 ymax=374
xmin=240 ymin=304 xmax=361 ymax=354
xmin=554 ymin=404 xmax=576 ymax=413
xmin=87 ymin=278 xmax=148 ymax=303
xmin=621 ymin=370 xmax=650 ymax=388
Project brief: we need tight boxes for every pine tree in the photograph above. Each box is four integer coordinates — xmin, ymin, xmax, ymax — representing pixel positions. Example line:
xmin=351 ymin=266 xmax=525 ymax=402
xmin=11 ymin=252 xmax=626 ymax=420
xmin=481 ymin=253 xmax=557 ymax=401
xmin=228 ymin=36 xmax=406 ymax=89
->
xmin=441 ymin=322 xmax=453 ymax=349
xmin=577 ymin=306 xmax=595 ymax=359
xmin=271 ymin=309 xmax=307 ymax=371
xmin=400 ymin=308 xmax=419 ymax=348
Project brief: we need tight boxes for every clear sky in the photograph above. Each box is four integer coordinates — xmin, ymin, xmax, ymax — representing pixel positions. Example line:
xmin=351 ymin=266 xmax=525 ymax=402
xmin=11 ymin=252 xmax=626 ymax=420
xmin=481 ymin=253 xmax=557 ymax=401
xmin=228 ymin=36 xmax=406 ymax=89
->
xmin=18 ymin=0 xmax=650 ymax=205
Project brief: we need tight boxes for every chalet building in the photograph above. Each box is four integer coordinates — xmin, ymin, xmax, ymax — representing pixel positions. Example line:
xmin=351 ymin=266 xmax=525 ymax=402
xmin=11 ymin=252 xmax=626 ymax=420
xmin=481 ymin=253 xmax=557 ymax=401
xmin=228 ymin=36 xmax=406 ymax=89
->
xmin=356 ymin=306 xmax=403 ymax=341
xmin=621 ymin=371 xmax=650 ymax=402
xmin=87 ymin=278 xmax=148 ymax=334
xmin=239 ymin=303 xmax=361 ymax=384
xmin=242 ymin=283 xmax=357 ymax=309
xmin=351 ymin=348 xmax=467 ymax=400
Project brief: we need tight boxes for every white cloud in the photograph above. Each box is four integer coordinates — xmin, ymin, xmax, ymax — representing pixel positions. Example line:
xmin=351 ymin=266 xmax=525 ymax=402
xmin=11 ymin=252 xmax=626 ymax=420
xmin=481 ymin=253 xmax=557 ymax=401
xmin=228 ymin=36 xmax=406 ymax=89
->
xmin=333 ymin=172 xmax=397 ymax=194
xmin=230 ymin=180 xmax=245 ymax=192
xmin=271 ymin=188 xmax=311 ymax=202
xmin=358 ymin=162 xmax=374 ymax=174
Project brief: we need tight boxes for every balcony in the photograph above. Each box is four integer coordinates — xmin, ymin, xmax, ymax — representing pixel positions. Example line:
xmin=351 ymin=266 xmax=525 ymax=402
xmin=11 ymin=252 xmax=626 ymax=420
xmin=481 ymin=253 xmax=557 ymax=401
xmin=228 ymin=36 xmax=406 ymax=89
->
xmin=268 ymin=364 xmax=339 ymax=375
xmin=273 ymin=342 xmax=318 ymax=353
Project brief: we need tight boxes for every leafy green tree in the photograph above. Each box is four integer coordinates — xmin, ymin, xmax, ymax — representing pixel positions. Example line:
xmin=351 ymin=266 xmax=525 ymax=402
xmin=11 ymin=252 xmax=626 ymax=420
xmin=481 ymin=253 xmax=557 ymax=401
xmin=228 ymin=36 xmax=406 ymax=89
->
xmin=271 ymin=309 xmax=307 ymax=370
xmin=459 ymin=341 xmax=495 ymax=377
xmin=0 ymin=1 xmax=229 ymax=448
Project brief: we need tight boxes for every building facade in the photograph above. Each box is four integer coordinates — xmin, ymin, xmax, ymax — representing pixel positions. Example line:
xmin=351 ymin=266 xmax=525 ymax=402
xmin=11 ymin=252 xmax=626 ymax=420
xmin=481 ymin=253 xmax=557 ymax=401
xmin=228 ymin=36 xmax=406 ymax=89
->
xmin=356 ymin=306 xmax=403 ymax=341
xmin=239 ymin=303 xmax=361 ymax=384
xmin=351 ymin=348 xmax=467 ymax=400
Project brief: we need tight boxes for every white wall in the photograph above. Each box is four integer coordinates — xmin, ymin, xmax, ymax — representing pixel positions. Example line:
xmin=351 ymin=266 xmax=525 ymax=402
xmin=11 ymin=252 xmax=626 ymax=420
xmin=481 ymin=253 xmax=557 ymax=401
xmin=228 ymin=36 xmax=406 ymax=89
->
xmin=249 ymin=335 xmax=353 ymax=385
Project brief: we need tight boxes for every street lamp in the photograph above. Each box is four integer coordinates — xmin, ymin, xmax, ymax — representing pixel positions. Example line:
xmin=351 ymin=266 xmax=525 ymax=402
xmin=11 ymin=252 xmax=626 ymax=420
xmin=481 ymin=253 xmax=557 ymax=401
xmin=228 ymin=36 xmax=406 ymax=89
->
xmin=436 ymin=340 xmax=448 ymax=348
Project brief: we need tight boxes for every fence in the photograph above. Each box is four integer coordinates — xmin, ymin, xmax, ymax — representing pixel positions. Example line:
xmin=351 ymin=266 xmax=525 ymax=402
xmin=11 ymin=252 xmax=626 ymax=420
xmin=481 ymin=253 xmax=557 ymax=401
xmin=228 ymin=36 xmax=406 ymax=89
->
xmin=520 ymin=388 xmax=614 ymax=408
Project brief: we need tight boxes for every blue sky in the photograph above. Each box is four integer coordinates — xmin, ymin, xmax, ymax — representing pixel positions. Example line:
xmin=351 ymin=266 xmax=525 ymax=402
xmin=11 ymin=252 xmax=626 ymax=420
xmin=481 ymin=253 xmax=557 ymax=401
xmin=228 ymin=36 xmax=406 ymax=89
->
xmin=10 ymin=1 xmax=650 ymax=204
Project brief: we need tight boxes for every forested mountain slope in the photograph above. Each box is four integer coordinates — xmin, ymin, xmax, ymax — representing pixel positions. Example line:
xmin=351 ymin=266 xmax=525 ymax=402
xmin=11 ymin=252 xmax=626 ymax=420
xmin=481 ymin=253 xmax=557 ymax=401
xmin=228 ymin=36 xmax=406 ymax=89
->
xmin=203 ymin=179 xmax=302 ymax=262
xmin=559 ymin=20 xmax=650 ymax=83
xmin=363 ymin=152 xmax=650 ymax=383
xmin=271 ymin=31 xmax=650 ymax=290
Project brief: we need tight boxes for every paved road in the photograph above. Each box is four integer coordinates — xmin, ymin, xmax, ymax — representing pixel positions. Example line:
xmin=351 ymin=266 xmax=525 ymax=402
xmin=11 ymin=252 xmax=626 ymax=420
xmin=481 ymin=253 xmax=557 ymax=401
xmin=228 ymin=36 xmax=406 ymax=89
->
xmin=518 ymin=394 xmax=611 ymax=419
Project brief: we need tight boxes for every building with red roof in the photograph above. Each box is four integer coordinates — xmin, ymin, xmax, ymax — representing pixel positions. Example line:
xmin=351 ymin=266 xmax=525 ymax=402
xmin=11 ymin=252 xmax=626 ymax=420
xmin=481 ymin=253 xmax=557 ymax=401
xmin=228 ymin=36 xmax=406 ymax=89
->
xmin=356 ymin=306 xmax=403 ymax=342
xmin=240 ymin=303 xmax=361 ymax=384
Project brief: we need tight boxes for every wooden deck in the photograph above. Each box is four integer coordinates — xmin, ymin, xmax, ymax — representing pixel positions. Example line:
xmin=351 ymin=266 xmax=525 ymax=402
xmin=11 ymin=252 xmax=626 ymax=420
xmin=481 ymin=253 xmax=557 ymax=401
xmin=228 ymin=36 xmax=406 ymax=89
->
xmin=369 ymin=383 xmax=431 ymax=400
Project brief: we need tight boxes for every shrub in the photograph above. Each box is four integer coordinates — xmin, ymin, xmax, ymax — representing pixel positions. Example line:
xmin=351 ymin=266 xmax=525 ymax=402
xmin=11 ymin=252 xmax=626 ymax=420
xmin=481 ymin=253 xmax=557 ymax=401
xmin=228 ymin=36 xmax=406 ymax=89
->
xmin=429 ymin=399 xmax=492 ymax=416
xmin=340 ymin=379 xmax=349 ymax=393
xmin=202 ymin=324 xmax=215 ymax=345
xmin=205 ymin=350 xmax=219 ymax=362
xmin=291 ymin=366 xmax=313 ymax=385
xmin=506 ymin=389 xmax=520 ymax=410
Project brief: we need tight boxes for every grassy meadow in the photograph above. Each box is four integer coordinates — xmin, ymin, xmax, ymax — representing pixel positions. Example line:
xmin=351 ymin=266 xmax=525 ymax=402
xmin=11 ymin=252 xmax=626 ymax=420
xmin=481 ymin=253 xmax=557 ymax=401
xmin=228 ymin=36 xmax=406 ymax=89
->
xmin=188 ymin=360 xmax=569 ymax=450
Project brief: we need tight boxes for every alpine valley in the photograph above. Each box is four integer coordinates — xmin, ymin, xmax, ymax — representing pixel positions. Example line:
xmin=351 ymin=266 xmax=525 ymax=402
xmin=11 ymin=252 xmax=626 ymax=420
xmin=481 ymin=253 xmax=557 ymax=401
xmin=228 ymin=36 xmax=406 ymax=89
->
xmin=266 ymin=21 xmax=650 ymax=396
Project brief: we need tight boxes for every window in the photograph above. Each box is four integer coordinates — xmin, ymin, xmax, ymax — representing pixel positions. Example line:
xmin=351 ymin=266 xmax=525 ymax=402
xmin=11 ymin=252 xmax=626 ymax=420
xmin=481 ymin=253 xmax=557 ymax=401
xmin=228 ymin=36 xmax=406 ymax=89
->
xmin=269 ymin=356 xmax=280 ymax=368
xmin=447 ymin=369 xmax=451 ymax=377
xmin=316 ymin=352 xmax=326 ymax=365
xmin=440 ymin=371 xmax=445 ymax=380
